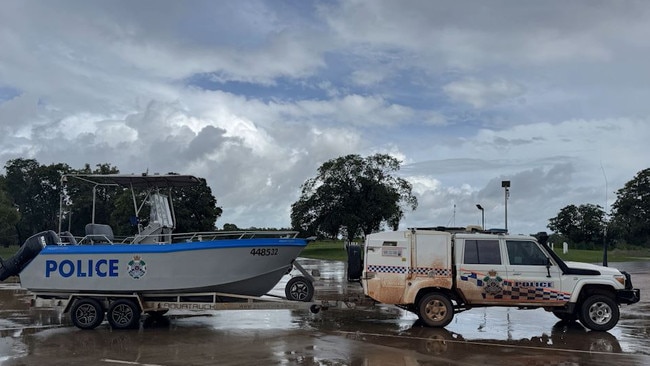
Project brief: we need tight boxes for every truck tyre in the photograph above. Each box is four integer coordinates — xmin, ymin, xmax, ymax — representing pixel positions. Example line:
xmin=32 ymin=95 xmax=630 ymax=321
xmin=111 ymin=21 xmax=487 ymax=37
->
xmin=418 ymin=293 xmax=454 ymax=327
xmin=579 ymin=295 xmax=619 ymax=331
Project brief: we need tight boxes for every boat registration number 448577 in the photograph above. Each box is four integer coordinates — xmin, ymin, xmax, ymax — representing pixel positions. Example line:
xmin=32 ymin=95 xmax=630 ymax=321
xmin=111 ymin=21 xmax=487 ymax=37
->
xmin=250 ymin=248 xmax=279 ymax=256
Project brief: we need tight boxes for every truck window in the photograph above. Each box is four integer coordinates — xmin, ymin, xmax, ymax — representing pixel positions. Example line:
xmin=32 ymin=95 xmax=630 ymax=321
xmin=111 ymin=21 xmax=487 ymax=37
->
xmin=506 ymin=240 xmax=548 ymax=266
xmin=464 ymin=240 xmax=501 ymax=264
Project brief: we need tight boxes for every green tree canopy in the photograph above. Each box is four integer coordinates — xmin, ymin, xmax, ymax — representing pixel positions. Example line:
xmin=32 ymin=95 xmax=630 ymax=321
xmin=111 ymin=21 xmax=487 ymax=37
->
xmin=1 ymin=159 xmax=223 ymax=241
xmin=610 ymin=168 xmax=650 ymax=246
xmin=4 ymin=158 xmax=71 ymax=242
xmin=291 ymin=154 xmax=417 ymax=240
xmin=68 ymin=171 xmax=222 ymax=236
xmin=547 ymin=203 xmax=606 ymax=249
xmin=0 ymin=177 xmax=21 ymax=246
xmin=168 ymin=176 xmax=222 ymax=233
xmin=222 ymin=223 xmax=239 ymax=231
xmin=65 ymin=163 xmax=121 ymax=235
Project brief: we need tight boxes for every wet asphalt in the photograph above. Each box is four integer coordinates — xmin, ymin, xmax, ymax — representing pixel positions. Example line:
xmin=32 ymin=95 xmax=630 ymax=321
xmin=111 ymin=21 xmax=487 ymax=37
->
xmin=1 ymin=259 xmax=650 ymax=366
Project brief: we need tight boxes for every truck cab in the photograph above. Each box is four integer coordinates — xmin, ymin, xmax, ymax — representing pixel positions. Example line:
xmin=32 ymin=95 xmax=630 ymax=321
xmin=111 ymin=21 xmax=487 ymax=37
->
xmin=361 ymin=227 xmax=640 ymax=331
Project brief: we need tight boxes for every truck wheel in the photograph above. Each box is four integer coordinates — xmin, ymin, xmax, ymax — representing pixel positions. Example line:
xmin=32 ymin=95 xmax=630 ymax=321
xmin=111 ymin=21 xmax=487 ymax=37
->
xmin=107 ymin=299 xmax=141 ymax=329
xmin=579 ymin=295 xmax=619 ymax=331
xmin=70 ymin=298 xmax=104 ymax=330
xmin=285 ymin=276 xmax=314 ymax=302
xmin=418 ymin=293 xmax=454 ymax=327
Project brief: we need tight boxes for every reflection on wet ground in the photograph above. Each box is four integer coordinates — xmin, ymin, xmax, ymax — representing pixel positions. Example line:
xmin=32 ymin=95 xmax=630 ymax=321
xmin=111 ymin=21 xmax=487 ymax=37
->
xmin=1 ymin=259 xmax=649 ymax=365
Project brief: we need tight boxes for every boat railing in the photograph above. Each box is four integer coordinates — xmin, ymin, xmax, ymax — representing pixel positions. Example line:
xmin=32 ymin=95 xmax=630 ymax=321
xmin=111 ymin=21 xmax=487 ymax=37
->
xmin=160 ymin=230 xmax=301 ymax=243
xmin=57 ymin=230 xmax=300 ymax=245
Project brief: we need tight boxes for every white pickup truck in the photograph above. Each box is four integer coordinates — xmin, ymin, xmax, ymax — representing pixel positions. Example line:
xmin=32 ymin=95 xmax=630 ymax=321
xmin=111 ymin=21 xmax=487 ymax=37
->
xmin=361 ymin=227 xmax=640 ymax=331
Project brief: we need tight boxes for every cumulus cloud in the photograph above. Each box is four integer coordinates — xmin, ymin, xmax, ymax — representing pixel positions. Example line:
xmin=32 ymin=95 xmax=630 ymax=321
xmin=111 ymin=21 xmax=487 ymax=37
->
xmin=443 ymin=78 xmax=525 ymax=109
xmin=0 ymin=1 xmax=648 ymax=234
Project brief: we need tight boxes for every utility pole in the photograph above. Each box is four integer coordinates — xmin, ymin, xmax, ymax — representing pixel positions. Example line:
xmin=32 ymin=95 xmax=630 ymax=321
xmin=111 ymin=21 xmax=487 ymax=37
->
xmin=502 ymin=181 xmax=510 ymax=232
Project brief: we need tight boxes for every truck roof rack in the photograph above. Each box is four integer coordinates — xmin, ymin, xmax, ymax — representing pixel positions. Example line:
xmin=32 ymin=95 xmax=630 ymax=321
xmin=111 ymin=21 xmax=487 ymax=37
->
xmin=409 ymin=226 xmax=509 ymax=235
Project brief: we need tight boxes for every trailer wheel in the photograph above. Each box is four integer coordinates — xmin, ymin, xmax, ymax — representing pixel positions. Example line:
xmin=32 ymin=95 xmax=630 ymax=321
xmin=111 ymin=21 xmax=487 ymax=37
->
xmin=70 ymin=298 xmax=104 ymax=330
xmin=417 ymin=293 xmax=454 ymax=328
xmin=107 ymin=299 xmax=141 ymax=329
xmin=309 ymin=305 xmax=321 ymax=314
xmin=579 ymin=295 xmax=619 ymax=331
xmin=285 ymin=276 xmax=314 ymax=302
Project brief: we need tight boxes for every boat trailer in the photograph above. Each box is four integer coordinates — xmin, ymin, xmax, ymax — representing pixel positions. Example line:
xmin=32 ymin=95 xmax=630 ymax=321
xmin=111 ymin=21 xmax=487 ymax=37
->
xmin=29 ymin=262 xmax=376 ymax=330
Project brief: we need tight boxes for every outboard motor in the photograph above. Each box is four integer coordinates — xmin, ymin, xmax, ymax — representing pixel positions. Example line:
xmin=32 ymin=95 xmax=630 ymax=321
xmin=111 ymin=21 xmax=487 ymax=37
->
xmin=0 ymin=230 xmax=57 ymax=281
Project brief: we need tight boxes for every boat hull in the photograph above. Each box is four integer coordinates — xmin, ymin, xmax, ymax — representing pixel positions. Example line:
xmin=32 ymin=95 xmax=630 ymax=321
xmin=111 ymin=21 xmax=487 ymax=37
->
xmin=19 ymin=238 xmax=306 ymax=297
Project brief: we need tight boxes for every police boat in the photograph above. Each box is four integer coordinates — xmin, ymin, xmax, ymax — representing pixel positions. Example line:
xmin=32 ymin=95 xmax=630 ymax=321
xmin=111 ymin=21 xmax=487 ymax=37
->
xmin=0 ymin=174 xmax=310 ymax=299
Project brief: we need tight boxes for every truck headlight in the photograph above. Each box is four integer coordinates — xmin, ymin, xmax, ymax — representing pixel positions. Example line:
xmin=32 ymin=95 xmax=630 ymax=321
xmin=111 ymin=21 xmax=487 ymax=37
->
xmin=614 ymin=274 xmax=625 ymax=286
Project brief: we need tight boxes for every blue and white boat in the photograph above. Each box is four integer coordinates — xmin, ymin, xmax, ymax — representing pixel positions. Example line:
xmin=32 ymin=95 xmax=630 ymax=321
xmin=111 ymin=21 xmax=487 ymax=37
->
xmin=0 ymin=174 xmax=308 ymax=298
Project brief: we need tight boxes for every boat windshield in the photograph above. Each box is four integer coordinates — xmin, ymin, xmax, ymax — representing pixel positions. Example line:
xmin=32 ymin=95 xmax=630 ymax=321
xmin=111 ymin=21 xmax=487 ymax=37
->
xmin=150 ymin=193 xmax=174 ymax=228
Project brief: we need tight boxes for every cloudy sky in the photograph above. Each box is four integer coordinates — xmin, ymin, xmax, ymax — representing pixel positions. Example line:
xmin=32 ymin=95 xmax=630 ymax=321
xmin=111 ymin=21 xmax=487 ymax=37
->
xmin=1 ymin=1 xmax=648 ymax=235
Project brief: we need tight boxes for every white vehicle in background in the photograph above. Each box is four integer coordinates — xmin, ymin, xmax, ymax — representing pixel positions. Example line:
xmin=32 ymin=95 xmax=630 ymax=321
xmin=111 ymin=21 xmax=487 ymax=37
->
xmin=361 ymin=226 xmax=640 ymax=331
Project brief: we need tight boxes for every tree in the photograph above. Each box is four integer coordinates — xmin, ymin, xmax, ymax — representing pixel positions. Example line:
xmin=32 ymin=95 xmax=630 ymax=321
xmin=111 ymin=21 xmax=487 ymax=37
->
xmin=64 ymin=163 xmax=121 ymax=236
xmin=291 ymin=154 xmax=417 ymax=240
xmin=4 ymin=158 xmax=71 ymax=242
xmin=547 ymin=203 xmax=606 ymax=249
xmin=610 ymin=168 xmax=650 ymax=246
xmin=68 ymin=170 xmax=222 ymax=236
xmin=0 ymin=177 xmax=20 ymax=246
xmin=222 ymin=223 xmax=239 ymax=231
xmin=2 ymin=159 xmax=223 ymax=240
xmin=168 ymin=177 xmax=222 ymax=232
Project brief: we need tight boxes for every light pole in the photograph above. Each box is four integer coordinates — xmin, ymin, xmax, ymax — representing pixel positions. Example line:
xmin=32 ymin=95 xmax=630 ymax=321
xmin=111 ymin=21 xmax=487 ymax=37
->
xmin=476 ymin=204 xmax=484 ymax=230
xmin=502 ymin=180 xmax=510 ymax=232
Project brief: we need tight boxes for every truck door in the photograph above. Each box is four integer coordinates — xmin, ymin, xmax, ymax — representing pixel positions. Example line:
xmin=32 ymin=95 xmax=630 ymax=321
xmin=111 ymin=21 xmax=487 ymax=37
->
xmin=456 ymin=237 xmax=509 ymax=305
xmin=362 ymin=231 xmax=411 ymax=304
xmin=503 ymin=240 xmax=568 ymax=305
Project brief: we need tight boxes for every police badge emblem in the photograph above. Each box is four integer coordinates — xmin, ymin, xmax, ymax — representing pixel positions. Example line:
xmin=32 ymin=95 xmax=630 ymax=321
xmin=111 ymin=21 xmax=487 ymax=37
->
xmin=127 ymin=255 xmax=146 ymax=279
xmin=483 ymin=270 xmax=503 ymax=295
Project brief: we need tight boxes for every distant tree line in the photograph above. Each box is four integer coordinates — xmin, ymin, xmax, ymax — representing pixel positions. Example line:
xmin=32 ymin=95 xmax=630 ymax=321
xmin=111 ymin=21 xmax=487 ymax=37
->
xmin=4 ymin=155 xmax=645 ymax=250
xmin=547 ymin=168 xmax=650 ymax=249
xmin=0 ymin=158 xmax=222 ymax=246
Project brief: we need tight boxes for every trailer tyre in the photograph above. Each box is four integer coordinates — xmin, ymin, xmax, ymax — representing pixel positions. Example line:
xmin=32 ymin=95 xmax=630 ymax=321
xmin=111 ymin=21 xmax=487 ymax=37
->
xmin=70 ymin=298 xmax=104 ymax=330
xmin=418 ymin=293 xmax=454 ymax=328
xmin=285 ymin=276 xmax=314 ymax=302
xmin=108 ymin=299 xmax=141 ymax=329
xmin=579 ymin=295 xmax=619 ymax=331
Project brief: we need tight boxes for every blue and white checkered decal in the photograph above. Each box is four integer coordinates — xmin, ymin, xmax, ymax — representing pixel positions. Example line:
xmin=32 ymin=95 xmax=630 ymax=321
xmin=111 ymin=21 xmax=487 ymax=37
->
xmin=367 ymin=265 xmax=408 ymax=274
xmin=367 ymin=265 xmax=451 ymax=277
xmin=410 ymin=267 xmax=452 ymax=276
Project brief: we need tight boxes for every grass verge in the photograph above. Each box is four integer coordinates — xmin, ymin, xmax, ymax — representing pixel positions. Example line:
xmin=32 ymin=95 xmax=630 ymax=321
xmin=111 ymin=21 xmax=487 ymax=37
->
xmin=0 ymin=246 xmax=18 ymax=259
xmin=555 ymin=248 xmax=650 ymax=263
xmin=299 ymin=241 xmax=348 ymax=261
xmin=299 ymin=241 xmax=650 ymax=264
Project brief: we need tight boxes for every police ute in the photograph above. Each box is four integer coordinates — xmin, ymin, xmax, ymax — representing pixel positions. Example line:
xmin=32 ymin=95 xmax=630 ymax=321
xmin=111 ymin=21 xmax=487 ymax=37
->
xmin=361 ymin=226 xmax=640 ymax=331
